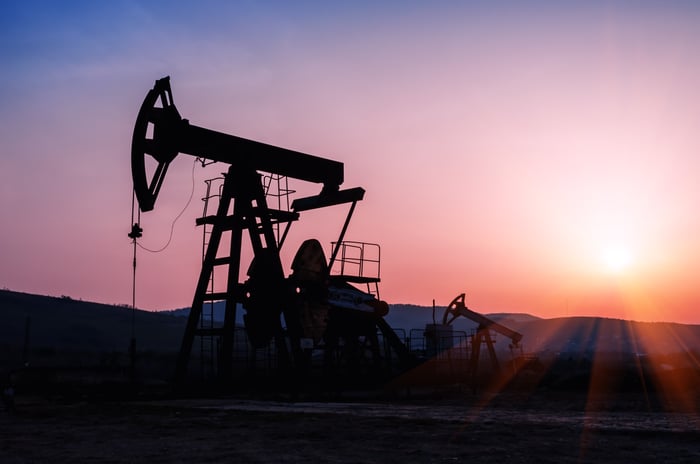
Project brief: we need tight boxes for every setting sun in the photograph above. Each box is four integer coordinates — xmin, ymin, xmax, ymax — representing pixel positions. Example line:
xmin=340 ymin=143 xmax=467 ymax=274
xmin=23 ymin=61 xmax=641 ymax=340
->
xmin=601 ymin=245 xmax=633 ymax=274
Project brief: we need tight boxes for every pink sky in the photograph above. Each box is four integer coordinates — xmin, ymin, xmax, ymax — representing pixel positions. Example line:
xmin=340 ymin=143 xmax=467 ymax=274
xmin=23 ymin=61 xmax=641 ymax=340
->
xmin=2 ymin=2 xmax=700 ymax=323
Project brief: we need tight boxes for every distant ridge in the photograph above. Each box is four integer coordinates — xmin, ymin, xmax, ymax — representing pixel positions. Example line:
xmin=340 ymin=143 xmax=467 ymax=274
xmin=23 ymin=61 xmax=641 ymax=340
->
xmin=0 ymin=289 xmax=184 ymax=353
xmin=161 ymin=302 xmax=541 ymax=331
xmin=1 ymin=289 xmax=699 ymax=357
xmin=486 ymin=312 xmax=542 ymax=323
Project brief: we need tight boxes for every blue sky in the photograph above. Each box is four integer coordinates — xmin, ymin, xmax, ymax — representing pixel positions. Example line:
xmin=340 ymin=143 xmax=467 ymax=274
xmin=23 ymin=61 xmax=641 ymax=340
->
xmin=2 ymin=1 xmax=700 ymax=323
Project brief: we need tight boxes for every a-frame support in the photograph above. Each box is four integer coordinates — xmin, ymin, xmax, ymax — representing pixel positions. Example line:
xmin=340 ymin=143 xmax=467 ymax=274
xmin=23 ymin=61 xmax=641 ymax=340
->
xmin=174 ymin=165 xmax=300 ymax=384
xmin=469 ymin=326 xmax=500 ymax=379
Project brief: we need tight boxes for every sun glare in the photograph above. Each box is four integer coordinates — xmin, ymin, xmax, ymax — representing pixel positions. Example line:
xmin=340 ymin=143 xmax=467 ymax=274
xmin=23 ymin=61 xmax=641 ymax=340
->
xmin=601 ymin=245 xmax=633 ymax=274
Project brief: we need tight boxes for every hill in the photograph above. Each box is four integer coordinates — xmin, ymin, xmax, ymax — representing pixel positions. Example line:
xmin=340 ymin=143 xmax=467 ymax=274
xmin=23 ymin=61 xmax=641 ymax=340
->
xmin=0 ymin=289 xmax=185 ymax=357
xmin=2 ymin=289 xmax=699 ymax=365
xmin=163 ymin=302 xmax=542 ymax=334
xmin=514 ymin=316 xmax=700 ymax=356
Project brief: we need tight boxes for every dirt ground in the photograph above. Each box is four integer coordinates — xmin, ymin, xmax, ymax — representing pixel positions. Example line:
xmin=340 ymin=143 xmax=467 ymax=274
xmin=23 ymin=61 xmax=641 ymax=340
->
xmin=1 ymin=390 xmax=699 ymax=464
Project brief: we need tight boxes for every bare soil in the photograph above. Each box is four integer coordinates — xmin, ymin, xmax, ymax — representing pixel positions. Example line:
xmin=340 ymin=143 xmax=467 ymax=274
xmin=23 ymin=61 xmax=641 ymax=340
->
xmin=2 ymin=391 xmax=699 ymax=463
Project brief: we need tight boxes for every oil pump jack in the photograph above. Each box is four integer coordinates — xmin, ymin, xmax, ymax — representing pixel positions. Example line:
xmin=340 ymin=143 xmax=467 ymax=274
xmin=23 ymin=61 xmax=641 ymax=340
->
xmin=130 ymin=77 xmax=412 ymax=386
xmin=439 ymin=293 xmax=523 ymax=377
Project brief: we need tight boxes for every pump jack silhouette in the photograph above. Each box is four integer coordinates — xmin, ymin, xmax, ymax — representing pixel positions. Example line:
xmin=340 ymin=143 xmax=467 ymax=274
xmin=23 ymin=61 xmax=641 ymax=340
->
xmin=130 ymin=77 xmax=412 ymax=385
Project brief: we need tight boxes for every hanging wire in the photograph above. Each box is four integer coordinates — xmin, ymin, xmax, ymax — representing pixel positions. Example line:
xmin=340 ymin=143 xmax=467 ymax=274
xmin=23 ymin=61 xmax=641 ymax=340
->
xmin=127 ymin=157 xmax=201 ymax=380
xmin=129 ymin=190 xmax=140 ymax=310
xmin=136 ymin=157 xmax=198 ymax=253
xmin=128 ymin=189 xmax=140 ymax=382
